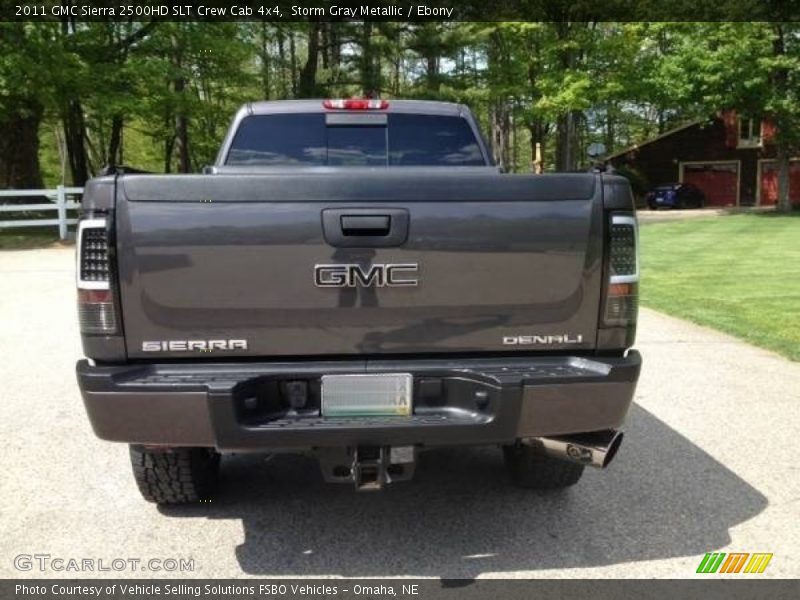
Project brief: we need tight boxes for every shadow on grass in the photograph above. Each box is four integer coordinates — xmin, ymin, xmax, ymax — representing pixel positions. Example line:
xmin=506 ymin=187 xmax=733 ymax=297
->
xmin=159 ymin=404 xmax=767 ymax=577
xmin=750 ymin=208 xmax=800 ymax=218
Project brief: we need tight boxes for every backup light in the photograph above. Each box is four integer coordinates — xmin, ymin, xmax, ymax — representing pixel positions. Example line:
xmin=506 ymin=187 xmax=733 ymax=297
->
xmin=78 ymin=289 xmax=118 ymax=334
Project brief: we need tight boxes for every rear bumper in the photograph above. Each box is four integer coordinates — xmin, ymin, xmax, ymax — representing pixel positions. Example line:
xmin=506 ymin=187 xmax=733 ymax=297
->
xmin=77 ymin=352 xmax=641 ymax=452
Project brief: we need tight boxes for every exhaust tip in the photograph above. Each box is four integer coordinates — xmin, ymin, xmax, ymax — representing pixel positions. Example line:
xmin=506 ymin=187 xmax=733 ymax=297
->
xmin=534 ymin=430 xmax=624 ymax=469
xmin=600 ymin=431 xmax=624 ymax=468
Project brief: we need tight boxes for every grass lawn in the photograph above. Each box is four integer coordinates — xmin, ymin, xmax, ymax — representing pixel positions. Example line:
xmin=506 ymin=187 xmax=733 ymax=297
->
xmin=639 ymin=213 xmax=800 ymax=361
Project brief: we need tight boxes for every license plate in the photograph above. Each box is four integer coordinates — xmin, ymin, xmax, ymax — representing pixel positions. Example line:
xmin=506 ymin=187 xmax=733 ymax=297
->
xmin=321 ymin=374 xmax=413 ymax=417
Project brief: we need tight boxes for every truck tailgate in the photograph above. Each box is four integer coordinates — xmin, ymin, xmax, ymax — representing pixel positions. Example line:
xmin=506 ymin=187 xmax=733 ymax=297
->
xmin=115 ymin=172 xmax=605 ymax=359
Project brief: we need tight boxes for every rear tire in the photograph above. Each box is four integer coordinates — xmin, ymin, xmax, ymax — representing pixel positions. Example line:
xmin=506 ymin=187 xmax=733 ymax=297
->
xmin=503 ymin=443 xmax=584 ymax=489
xmin=130 ymin=446 xmax=220 ymax=505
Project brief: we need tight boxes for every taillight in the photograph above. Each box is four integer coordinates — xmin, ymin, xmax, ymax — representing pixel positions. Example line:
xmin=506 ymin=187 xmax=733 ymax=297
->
xmin=603 ymin=214 xmax=639 ymax=326
xmin=323 ymin=98 xmax=389 ymax=110
xmin=77 ymin=217 xmax=117 ymax=334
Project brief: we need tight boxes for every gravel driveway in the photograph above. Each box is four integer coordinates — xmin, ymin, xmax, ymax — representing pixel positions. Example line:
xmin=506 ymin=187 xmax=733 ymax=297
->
xmin=1 ymin=247 xmax=798 ymax=579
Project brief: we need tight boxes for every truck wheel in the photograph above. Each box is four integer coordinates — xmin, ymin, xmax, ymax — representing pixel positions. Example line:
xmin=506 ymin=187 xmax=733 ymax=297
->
xmin=503 ymin=444 xmax=584 ymax=489
xmin=129 ymin=445 xmax=220 ymax=505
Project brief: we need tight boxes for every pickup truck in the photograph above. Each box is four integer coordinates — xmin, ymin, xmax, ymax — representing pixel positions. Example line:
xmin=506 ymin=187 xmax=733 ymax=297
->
xmin=76 ymin=99 xmax=641 ymax=503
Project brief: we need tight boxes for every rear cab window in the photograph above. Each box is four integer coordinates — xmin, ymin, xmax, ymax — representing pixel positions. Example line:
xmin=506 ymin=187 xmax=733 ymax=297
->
xmin=226 ymin=112 xmax=487 ymax=167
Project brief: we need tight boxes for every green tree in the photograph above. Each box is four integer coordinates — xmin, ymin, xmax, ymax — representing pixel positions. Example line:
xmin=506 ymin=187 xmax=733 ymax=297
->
xmin=669 ymin=22 xmax=800 ymax=212
xmin=0 ymin=23 xmax=54 ymax=188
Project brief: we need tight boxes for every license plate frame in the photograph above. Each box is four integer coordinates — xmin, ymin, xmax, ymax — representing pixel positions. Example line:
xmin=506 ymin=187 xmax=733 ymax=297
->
xmin=321 ymin=373 xmax=413 ymax=417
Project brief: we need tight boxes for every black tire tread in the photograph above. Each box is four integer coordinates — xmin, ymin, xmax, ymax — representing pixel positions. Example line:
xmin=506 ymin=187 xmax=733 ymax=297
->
xmin=130 ymin=446 xmax=220 ymax=505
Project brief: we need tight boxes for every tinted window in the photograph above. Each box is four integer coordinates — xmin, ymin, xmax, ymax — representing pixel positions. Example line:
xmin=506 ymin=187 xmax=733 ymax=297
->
xmin=227 ymin=114 xmax=326 ymax=165
xmin=328 ymin=126 xmax=387 ymax=166
xmin=388 ymin=114 xmax=485 ymax=166
xmin=226 ymin=112 xmax=485 ymax=167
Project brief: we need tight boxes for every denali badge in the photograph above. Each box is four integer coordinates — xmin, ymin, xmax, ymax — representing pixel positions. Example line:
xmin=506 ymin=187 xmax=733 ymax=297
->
xmin=142 ymin=339 xmax=248 ymax=352
xmin=314 ymin=263 xmax=419 ymax=287
xmin=503 ymin=334 xmax=584 ymax=345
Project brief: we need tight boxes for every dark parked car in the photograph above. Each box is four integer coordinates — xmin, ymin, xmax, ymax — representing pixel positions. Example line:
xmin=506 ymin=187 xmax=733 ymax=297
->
xmin=646 ymin=183 xmax=705 ymax=209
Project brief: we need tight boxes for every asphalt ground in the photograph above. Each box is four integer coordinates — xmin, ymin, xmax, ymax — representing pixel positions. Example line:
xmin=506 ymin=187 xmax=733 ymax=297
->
xmin=1 ymin=247 xmax=798 ymax=578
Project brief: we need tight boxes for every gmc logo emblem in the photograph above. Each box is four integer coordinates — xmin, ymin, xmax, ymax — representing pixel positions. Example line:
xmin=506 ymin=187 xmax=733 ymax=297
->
xmin=314 ymin=263 xmax=419 ymax=287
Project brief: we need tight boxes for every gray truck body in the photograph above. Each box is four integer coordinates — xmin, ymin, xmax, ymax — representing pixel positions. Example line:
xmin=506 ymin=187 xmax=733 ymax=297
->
xmin=76 ymin=100 xmax=640 ymax=492
xmin=116 ymin=171 xmax=601 ymax=358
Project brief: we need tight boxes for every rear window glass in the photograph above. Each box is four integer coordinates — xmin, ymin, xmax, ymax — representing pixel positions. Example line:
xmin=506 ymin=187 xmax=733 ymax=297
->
xmin=226 ymin=113 xmax=485 ymax=167
xmin=388 ymin=114 xmax=484 ymax=166
xmin=226 ymin=113 xmax=326 ymax=165
xmin=327 ymin=125 xmax=387 ymax=166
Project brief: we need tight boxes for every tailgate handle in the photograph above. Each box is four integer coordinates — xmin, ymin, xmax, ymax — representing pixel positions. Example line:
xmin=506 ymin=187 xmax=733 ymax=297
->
xmin=323 ymin=208 xmax=409 ymax=248
xmin=341 ymin=215 xmax=391 ymax=236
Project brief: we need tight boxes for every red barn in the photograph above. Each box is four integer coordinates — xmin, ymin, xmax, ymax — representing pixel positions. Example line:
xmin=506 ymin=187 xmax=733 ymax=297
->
xmin=609 ymin=111 xmax=799 ymax=207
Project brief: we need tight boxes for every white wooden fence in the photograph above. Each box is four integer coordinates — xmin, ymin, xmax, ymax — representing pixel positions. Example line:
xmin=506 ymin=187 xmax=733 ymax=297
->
xmin=0 ymin=186 xmax=83 ymax=240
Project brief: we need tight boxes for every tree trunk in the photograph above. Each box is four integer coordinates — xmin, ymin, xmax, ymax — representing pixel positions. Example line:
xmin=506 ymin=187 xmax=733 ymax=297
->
xmin=361 ymin=22 xmax=373 ymax=95
xmin=525 ymin=48 xmax=548 ymax=173
xmin=170 ymin=30 xmax=191 ymax=173
xmin=0 ymin=25 xmax=45 ymax=189
xmin=321 ymin=22 xmax=329 ymax=70
xmin=63 ymin=98 xmax=90 ymax=186
xmin=0 ymin=99 xmax=45 ymax=189
xmin=490 ymin=102 xmax=511 ymax=170
xmin=298 ymin=21 xmax=320 ymax=98
xmin=528 ymin=121 xmax=546 ymax=173
xmin=604 ymin=107 xmax=616 ymax=155
xmin=776 ymin=143 xmax=792 ymax=213
xmin=289 ymin=31 xmax=298 ymax=97
xmin=56 ymin=16 xmax=91 ymax=186
xmin=176 ymin=116 xmax=190 ymax=173
xmin=771 ymin=25 xmax=792 ymax=213
xmin=361 ymin=22 xmax=380 ymax=96
xmin=426 ymin=54 xmax=439 ymax=92
xmin=555 ymin=112 xmax=579 ymax=172
xmin=556 ymin=114 xmax=568 ymax=171
xmin=331 ymin=25 xmax=341 ymax=69
xmin=511 ymin=110 xmax=518 ymax=173
xmin=392 ymin=56 xmax=401 ymax=96
xmin=553 ymin=22 xmax=583 ymax=172
xmin=164 ymin=136 xmax=174 ymax=174
xmin=277 ymin=31 xmax=287 ymax=98
xmin=259 ymin=23 xmax=272 ymax=100
xmin=106 ymin=114 xmax=124 ymax=167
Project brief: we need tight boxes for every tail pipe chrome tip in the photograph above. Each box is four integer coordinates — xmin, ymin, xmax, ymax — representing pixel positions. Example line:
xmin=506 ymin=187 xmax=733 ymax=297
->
xmin=528 ymin=430 xmax=624 ymax=469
